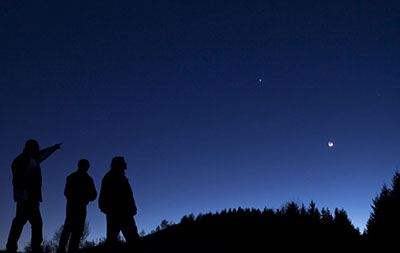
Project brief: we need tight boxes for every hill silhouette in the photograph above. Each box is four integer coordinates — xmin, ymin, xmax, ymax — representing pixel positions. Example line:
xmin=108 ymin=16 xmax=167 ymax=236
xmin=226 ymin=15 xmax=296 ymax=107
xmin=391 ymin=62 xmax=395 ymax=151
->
xmin=72 ymin=201 xmax=361 ymax=253
xmin=139 ymin=202 xmax=361 ymax=251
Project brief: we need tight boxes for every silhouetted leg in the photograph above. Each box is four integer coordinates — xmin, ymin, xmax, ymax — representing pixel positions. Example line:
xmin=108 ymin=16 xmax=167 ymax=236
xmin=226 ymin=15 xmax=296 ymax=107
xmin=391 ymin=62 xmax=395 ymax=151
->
xmin=106 ymin=215 xmax=121 ymax=252
xmin=57 ymin=218 xmax=72 ymax=253
xmin=6 ymin=202 xmax=29 ymax=252
xmin=68 ymin=210 xmax=86 ymax=253
xmin=121 ymin=216 xmax=139 ymax=251
xmin=28 ymin=202 xmax=43 ymax=253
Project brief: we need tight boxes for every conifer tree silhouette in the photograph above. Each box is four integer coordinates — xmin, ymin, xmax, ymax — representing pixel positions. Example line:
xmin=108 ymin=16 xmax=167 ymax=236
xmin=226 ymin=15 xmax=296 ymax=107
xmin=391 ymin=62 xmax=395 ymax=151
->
xmin=366 ymin=171 xmax=400 ymax=244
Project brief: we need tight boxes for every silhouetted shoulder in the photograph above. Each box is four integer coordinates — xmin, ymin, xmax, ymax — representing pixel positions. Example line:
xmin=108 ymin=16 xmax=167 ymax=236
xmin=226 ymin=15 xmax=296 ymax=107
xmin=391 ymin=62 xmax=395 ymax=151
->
xmin=67 ymin=170 xmax=93 ymax=183
xmin=103 ymin=170 xmax=115 ymax=179
xmin=12 ymin=153 xmax=30 ymax=172
xmin=101 ymin=170 xmax=120 ymax=186
xmin=65 ymin=170 xmax=97 ymax=203
xmin=66 ymin=171 xmax=79 ymax=181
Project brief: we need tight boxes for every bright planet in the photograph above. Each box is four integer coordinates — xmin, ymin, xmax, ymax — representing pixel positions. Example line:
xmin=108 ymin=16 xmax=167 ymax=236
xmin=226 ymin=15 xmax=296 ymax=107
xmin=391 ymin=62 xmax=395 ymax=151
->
xmin=328 ymin=141 xmax=334 ymax=147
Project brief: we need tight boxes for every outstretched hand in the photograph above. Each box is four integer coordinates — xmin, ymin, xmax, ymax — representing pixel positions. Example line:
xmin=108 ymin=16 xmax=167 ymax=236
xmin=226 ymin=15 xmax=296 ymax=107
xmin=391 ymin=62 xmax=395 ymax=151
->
xmin=54 ymin=143 xmax=62 ymax=150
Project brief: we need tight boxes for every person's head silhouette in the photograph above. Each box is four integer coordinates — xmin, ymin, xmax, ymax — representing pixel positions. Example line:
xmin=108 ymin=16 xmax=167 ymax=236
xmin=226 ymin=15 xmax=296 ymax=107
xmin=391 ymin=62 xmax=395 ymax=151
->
xmin=78 ymin=159 xmax=90 ymax=172
xmin=110 ymin=156 xmax=127 ymax=172
xmin=23 ymin=139 xmax=40 ymax=155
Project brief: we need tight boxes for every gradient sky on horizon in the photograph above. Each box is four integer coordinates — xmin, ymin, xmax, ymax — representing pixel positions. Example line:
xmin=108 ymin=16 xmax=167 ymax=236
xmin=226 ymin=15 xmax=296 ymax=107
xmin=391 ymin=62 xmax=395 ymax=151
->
xmin=1 ymin=0 xmax=400 ymax=249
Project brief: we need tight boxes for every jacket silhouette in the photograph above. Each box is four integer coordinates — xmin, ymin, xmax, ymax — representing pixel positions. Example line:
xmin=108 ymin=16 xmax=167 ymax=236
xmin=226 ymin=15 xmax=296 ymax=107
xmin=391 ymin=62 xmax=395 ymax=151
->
xmin=64 ymin=161 xmax=97 ymax=205
xmin=7 ymin=139 xmax=61 ymax=253
xmin=12 ymin=143 xmax=60 ymax=202
xmin=99 ymin=156 xmax=139 ymax=251
xmin=58 ymin=159 xmax=97 ymax=253
xmin=99 ymin=167 xmax=137 ymax=216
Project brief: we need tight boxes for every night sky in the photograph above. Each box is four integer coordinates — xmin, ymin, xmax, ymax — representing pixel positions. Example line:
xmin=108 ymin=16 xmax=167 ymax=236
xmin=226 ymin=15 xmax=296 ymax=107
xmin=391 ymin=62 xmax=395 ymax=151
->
xmin=1 ymin=0 xmax=400 ymax=249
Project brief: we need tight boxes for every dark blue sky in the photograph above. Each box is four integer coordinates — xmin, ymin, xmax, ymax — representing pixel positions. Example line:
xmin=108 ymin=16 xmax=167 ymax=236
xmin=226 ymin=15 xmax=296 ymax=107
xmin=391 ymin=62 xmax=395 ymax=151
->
xmin=1 ymin=0 xmax=400 ymax=248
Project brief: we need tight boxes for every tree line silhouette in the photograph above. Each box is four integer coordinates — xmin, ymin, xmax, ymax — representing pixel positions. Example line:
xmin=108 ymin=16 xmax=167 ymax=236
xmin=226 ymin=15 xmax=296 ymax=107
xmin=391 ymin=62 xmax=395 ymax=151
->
xmin=140 ymin=201 xmax=361 ymax=251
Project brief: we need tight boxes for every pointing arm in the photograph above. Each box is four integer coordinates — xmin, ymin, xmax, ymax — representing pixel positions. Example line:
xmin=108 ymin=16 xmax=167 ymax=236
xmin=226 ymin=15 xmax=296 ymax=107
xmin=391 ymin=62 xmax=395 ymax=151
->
xmin=37 ymin=143 xmax=61 ymax=163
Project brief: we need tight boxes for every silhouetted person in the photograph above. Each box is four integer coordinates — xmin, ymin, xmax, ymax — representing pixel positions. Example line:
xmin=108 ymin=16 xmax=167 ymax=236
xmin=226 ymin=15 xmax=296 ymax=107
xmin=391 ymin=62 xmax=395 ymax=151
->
xmin=99 ymin=156 xmax=139 ymax=251
xmin=7 ymin=139 xmax=61 ymax=253
xmin=57 ymin=159 xmax=97 ymax=253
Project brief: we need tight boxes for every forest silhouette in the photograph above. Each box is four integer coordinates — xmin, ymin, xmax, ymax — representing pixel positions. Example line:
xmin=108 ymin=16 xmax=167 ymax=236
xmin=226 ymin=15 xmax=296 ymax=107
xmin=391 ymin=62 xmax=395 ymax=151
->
xmin=3 ymin=172 xmax=400 ymax=252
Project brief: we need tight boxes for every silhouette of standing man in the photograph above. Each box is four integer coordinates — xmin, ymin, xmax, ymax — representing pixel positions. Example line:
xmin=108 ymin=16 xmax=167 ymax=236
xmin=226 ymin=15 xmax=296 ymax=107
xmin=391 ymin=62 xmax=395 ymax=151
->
xmin=7 ymin=139 xmax=61 ymax=253
xmin=57 ymin=159 xmax=97 ymax=253
xmin=99 ymin=156 xmax=139 ymax=251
